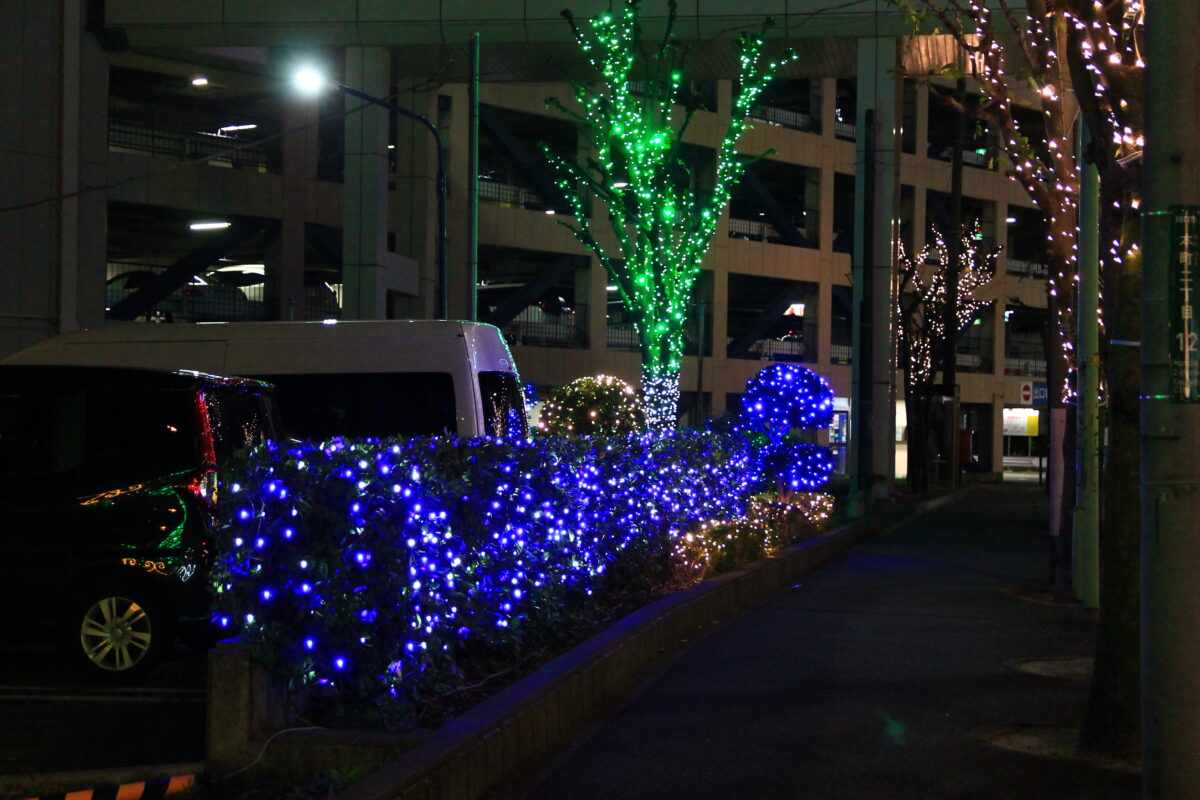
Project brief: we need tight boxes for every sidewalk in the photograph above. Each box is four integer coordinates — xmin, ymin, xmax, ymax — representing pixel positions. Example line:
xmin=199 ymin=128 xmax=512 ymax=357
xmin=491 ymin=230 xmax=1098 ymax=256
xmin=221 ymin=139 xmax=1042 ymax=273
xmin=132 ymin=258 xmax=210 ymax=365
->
xmin=513 ymin=484 xmax=1138 ymax=800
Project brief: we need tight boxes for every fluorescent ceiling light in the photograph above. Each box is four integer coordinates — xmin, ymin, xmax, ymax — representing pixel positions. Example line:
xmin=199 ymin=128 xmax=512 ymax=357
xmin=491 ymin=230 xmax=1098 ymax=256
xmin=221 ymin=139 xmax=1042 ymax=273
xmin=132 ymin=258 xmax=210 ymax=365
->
xmin=190 ymin=221 xmax=231 ymax=231
xmin=192 ymin=76 xmax=209 ymax=87
xmin=1006 ymin=217 xmax=1017 ymax=223
xmin=219 ymin=124 xmax=258 ymax=133
xmin=612 ymin=181 xmax=628 ymax=189
xmin=213 ymin=263 xmax=264 ymax=274
xmin=606 ymin=285 xmax=618 ymax=291
xmin=545 ymin=209 xmax=556 ymax=215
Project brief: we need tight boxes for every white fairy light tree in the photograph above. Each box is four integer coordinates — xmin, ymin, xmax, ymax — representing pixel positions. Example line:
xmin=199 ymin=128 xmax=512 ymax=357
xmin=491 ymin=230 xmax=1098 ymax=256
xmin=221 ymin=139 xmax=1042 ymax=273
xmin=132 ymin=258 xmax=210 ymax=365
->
xmin=908 ymin=0 xmax=1145 ymax=760
xmin=543 ymin=0 xmax=796 ymax=430
xmin=895 ymin=221 xmax=996 ymax=492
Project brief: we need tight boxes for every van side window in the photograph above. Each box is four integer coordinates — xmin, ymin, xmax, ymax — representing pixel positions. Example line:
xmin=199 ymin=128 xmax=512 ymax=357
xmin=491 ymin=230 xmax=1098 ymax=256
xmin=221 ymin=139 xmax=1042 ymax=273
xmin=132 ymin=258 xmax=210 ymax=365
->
xmin=0 ymin=393 xmax=52 ymax=474
xmin=264 ymin=372 xmax=456 ymax=439
xmin=84 ymin=389 xmax=198 ymax=488
xmin=478 ymin=371 xmax=528 ymax=439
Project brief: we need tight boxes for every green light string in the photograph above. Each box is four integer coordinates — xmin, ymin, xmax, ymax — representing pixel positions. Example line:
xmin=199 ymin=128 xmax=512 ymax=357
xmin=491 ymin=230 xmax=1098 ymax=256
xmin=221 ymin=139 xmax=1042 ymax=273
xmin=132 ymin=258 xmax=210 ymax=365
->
xmin=546 ymin=0 xmax=796 ymax=429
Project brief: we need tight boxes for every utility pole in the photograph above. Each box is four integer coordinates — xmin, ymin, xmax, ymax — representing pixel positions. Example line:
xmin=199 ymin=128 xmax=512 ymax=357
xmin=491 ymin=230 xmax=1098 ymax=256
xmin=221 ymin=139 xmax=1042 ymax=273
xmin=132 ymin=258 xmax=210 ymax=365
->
xmin=1074 ymin=119 xmax=1100 ymax=609
xmin=467 ymin=32 xmax=480 ymax=322
xmin=1142 ymin=1 xmax=1200 ymax=796
xmin=942 ymin=76 xmax=966 ymax=487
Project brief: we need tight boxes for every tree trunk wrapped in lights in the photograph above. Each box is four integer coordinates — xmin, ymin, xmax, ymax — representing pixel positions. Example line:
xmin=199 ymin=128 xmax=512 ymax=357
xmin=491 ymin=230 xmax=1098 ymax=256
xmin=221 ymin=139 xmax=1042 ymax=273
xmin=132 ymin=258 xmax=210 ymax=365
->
xmin=544 ymin=0 xmax=795 ymax=430
xmin=910 ymin=0 xmax=1145 ymax=760
xmin=895 ymin=221 xmax=996 ymax=493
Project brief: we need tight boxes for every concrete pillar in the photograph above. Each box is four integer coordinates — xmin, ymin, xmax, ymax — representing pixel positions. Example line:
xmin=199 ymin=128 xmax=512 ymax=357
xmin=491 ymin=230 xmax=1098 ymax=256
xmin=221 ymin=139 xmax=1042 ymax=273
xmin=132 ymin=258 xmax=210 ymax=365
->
xmin=914 ymin=82 xmax=929 ymax=160
xmin=818 ymin=280 xmax=833 ymax=370
xmin=820 ymin=78 xmax=838 ymax=140
xmin=390 ymin=82 xmax=442 ymax=320
xmin=849 ymin=36 xmax=899 ymax=513
xmin=1142 ymin=1 xmax=1200 ymax=794
xmin=588 ymin=255 xmax=607 ymax=359
xmin=342 ymin=46 xmax=392 ymax=320
xmin=268 ymin=88 xmax=317 ymax=320
xmin=710 ymin=268 xmax=729 ymax=414
xmin=0 ymin=0 xmax=106 ymax=357
xmin=911 ymin=187 xmax=928 ymax=254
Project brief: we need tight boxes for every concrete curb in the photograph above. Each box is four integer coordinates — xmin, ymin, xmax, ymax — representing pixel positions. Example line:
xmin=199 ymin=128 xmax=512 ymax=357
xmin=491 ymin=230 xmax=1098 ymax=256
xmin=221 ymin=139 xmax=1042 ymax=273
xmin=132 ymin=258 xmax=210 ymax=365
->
xmin=0 ymin=763 xmax=203 ymax=800
xmin=325 ymin=488 xmax=976 ymax=800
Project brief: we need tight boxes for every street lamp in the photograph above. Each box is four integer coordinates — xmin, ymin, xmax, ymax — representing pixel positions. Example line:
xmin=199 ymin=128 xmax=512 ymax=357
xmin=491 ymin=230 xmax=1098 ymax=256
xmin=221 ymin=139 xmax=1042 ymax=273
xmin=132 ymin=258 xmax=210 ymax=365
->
xmin=295 ymin=68 xmax=448 ymax=320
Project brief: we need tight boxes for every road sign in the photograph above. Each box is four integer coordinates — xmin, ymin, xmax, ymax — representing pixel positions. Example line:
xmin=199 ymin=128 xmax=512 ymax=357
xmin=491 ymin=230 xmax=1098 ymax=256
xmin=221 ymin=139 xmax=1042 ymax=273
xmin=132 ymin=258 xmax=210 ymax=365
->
xmin=1032 ymin=381 xmax=1048 ymax=407
xmin=1020 ymin=381 xmax=1033 ymax=404
xmin=1169 ymin=205 xmax=1200 ymax=401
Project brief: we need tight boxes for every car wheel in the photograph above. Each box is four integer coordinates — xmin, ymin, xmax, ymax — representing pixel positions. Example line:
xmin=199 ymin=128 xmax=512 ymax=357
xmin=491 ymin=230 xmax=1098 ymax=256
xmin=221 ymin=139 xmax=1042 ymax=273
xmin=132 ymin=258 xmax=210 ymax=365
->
xmin=71 ymin=584 xmax=171 ymax=678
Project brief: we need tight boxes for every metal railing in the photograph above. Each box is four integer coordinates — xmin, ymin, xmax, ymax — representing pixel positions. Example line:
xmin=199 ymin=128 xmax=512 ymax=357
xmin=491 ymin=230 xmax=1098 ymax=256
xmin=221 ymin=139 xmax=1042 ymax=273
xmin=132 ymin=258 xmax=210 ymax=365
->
xmin=935 ymin=146 xmax=995 ymax=169
xmin=108 ymin=100 xmax=280 ymax=172
xmin=479 ymin=178 xmax=548 ymax=211
xmin=502 ymin=304 xmax=588 ymax=348
xmin=1006 ymin=259 xmax=1050 ymax=278
xmin=749 ymin=105 xmax=818 ymax=133
xmin=747 ymin=338 xmax=808 ymax=362
xmin=606 ymin=324 xmax=640 ymax=351
xmin=1004 ymin=341 xmax=1047 ymax=376
xmin=728 ymin=217 xmax=812 ymax=246
xmin=834 ymin=121 xmax=857 ymax=140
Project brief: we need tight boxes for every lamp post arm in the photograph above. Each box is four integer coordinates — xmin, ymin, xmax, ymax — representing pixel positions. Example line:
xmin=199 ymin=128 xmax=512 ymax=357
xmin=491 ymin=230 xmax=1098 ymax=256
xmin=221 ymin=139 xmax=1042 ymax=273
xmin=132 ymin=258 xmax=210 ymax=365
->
xmin=337 ymin=83 xmax=449 ymax=319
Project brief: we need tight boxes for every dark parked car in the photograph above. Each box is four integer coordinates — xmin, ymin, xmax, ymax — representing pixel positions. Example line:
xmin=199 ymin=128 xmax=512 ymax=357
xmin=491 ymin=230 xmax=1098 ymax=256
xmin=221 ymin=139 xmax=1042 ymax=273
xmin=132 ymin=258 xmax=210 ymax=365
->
xmin=0 ymin=365 xmax=275 ymax=677
xmin=106 ymin=269 xmax=256 ymax=322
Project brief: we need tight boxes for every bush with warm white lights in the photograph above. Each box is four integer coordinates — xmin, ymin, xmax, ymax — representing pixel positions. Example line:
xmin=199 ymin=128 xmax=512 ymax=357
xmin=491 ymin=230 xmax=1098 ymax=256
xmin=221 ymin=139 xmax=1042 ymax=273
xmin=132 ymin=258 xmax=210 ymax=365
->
xmin=538 ymin=374 xmax=644 ymax=436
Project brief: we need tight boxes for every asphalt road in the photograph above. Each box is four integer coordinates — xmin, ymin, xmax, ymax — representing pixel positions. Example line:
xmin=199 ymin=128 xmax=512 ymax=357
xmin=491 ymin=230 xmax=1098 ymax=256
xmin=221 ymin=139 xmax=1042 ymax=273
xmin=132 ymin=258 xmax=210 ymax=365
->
xmin=0 ymin=641 xmax=206 ymax=774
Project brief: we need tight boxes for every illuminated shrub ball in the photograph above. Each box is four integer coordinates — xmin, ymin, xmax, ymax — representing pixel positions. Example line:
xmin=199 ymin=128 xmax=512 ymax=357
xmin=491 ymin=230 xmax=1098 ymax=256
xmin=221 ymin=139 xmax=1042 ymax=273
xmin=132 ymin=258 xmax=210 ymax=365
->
xmin=737 ymin=363 xmax=836 ymax=492
xmin=538 ymin=374 xmax=644 ymax=436
xmin=737 ymin=363 xmax=834 ymax=444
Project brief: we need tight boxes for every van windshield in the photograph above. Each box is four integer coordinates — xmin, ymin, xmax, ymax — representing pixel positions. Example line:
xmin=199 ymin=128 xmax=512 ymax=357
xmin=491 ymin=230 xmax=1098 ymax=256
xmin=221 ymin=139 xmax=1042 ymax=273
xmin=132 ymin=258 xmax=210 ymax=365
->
xmin=479 ymin=371 xmax=528 ymax=439
xmin=264 ymin=372 xmax=457 ymax=440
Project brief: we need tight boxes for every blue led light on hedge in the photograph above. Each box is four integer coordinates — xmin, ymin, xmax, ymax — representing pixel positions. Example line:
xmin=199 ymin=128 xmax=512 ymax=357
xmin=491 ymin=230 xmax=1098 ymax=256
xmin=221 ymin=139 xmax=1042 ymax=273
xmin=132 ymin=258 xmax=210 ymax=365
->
xmin=737 ymin=363 xmax=834 ymax=444
xmin=211 ymin=427 xmax=802 ymax=712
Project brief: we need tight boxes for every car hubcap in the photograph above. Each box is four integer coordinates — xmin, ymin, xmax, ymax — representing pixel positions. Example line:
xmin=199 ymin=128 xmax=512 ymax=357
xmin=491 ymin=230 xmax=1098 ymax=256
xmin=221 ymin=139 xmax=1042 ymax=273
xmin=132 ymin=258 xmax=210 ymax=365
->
xmin=80 ymin=596 xmax=152 ymax=671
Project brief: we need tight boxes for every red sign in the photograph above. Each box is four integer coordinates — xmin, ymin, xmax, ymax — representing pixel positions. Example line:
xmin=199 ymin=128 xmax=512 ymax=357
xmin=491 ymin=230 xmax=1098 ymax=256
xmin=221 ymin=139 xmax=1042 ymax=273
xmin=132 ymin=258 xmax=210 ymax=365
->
xmin=1020 ymin=382 xmax=1033 ymax=404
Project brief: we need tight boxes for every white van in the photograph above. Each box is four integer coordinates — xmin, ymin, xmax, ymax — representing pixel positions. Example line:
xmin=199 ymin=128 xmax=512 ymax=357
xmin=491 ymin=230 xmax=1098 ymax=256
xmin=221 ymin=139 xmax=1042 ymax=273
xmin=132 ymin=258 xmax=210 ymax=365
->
xmin=3 ymin=320 xmax=528 ymax=440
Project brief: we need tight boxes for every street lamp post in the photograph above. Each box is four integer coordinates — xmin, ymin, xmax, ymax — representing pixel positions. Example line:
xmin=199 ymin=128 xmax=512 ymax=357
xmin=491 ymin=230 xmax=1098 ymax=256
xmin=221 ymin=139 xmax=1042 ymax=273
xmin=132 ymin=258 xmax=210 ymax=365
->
xmin=297 ymin=69 xmax=448 ymax=319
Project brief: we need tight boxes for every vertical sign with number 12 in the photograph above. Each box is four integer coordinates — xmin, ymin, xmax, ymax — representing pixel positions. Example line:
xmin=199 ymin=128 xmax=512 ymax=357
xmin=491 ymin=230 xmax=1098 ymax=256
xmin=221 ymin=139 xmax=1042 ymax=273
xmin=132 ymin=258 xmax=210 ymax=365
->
xmin=1170 ymin=206 xmax=1200 ymax=402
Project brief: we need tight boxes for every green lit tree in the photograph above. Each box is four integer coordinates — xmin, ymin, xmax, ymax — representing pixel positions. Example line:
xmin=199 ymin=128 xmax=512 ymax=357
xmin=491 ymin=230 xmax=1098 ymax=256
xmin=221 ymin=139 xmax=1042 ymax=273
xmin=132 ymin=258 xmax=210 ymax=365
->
xmin=544 ymin=0 xmax=795 ymax=430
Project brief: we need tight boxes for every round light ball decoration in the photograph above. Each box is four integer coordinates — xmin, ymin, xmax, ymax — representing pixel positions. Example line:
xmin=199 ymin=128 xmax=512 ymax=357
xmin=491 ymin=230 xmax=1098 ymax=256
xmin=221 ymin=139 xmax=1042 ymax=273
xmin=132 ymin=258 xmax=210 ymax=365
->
xmin=538 ymin=374 xmax=644 ymax=437
xmin=737 ymin=363 xmax=834 ymax=445
xmin=772 ymin=442 xmax=836 ymax=492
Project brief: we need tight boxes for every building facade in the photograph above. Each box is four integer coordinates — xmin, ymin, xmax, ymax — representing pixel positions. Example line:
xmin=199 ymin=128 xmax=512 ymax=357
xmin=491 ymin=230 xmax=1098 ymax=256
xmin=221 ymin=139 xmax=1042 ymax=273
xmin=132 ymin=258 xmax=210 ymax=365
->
xmin=0 ymin=1 xmax=1051 ymax=480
